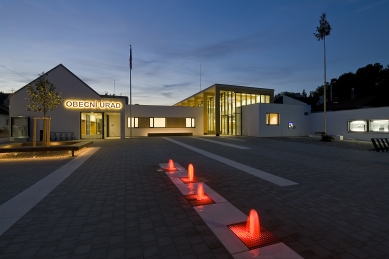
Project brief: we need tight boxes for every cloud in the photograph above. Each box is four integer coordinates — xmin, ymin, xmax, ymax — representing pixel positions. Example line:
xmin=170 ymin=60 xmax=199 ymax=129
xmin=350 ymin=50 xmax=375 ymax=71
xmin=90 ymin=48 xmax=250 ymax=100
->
xmin=0 ymin=65 xmax=30 ymax=79
xmin=161 ymin=92 xmax=173 ymax=98
xmin=162 ymin=82 xmax=191 ymax=88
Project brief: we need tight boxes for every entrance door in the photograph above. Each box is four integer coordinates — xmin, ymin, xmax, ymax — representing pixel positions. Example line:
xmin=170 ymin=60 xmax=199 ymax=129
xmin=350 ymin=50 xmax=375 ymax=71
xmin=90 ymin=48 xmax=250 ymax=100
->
xmin=81 ymin=113 xmax=103 ymax=139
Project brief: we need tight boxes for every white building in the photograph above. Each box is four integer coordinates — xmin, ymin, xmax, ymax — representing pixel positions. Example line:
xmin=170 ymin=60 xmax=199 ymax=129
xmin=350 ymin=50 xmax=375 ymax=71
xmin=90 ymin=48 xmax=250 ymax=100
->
xmin=7 ymin=64 xmax=389 ymax=142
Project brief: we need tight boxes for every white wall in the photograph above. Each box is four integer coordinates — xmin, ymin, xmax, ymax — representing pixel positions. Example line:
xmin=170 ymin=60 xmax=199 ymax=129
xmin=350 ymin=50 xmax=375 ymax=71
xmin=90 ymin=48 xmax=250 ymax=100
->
xmin=242 ymin=104 xmax=259 ymax=136
xmin=9 ymin=65 xmax=127 ymax=140
xmin=243 ymin=103 xmax=310 ymax=137
xmin=309 ymin=107 xmax=389 ymax=141
xmin=125 ymin=105 xmax=203 ymax=136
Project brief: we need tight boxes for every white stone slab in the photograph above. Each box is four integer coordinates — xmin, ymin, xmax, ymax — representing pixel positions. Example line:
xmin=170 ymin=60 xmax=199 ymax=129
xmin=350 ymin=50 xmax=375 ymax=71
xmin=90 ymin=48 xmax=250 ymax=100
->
xmin=192 ymin=137 xmax=251 ymax=149
xmin=233 ymin=243 xmax=303 ymax=259
xmin=175 ymin=182 xmax=227 ymax=203
xmin=210 ymin=225 xmax=248 ymax=255
xmin=163 ymin=138 xmax=298 ymax=187
xmin=165 ymin=172 xmax=187 ymax=185
xmin=193 ymin=202 xmax=247 ymax=227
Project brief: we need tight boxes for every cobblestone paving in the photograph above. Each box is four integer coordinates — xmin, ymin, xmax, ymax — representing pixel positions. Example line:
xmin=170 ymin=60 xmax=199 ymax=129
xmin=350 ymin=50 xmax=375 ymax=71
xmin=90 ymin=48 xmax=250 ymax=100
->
xmin=0 ymin=137 xmax=388 ymax=259
xmin=0 ymin=158 xmax=72 ymax=206
xmin=267 ymin=137 xmax=373 ymax=152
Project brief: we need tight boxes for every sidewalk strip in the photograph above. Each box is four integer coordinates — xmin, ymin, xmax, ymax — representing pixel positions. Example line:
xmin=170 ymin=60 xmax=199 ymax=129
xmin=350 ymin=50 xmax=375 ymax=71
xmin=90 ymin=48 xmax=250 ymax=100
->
xmin=0 ymin=147 xmax=99 ymax=237
xmin=192 ymin=137 xmax=250 ymax=149
xmin=164 ymin=138 xmax=297 ymax=187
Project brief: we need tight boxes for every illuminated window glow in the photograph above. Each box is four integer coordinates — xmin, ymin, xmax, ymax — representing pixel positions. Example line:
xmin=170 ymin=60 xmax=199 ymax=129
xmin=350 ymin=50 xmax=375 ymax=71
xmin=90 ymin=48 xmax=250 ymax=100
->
xmin=150 ymin=118 xmax=165 ymax=128
xmin=186 ymin=118 xmax=195 ymax=128
xmin=369 ymin=120 xmax=389 ymax=132
xmin=127 ymin=117 xmax=138 ymax=128
xmin=348 ymin=120 xmax=367 ymax=132
xmin=266 ymin=113 xmax=279 ymax=125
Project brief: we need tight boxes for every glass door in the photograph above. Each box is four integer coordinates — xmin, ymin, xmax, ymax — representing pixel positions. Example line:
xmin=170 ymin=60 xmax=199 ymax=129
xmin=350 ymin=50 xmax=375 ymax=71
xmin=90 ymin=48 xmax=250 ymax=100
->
xmin=81 ymin=113 xmax=103 ymax=139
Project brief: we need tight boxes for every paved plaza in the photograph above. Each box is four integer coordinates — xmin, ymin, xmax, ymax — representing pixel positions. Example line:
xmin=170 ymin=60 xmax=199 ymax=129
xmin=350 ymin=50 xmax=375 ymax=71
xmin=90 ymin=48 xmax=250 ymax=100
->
xmin=0 ymin=136 xmax=388 ymax=258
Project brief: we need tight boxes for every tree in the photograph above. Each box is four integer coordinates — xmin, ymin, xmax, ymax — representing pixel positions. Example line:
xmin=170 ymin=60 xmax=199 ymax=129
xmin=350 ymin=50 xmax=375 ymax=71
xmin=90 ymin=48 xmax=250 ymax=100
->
xmin=301 ymin=89 xmax=307 ymax=98
xmin=26 ymin=72 xmax=63 ymax=116
xmin=25 ymin=72 xmax=63 ymax=146
xmin=314 ymin=12 xmax=332 ymax=134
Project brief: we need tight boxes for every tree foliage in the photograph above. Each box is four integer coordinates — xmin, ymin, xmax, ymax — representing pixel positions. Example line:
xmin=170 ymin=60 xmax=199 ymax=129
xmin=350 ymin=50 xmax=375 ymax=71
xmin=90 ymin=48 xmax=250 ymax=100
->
xmin=314 ymin=13 xmax=332 ymax=41
xmin=309 ymin=63 xmax=389 ymax=101
xmin=25 ymin=72 xmax=63 ymax=117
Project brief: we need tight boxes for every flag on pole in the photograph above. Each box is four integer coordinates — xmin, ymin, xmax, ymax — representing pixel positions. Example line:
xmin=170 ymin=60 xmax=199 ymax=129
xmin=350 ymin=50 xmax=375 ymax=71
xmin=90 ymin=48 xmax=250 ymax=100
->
xmin=130 ymin=46 xmax=132 ymax=70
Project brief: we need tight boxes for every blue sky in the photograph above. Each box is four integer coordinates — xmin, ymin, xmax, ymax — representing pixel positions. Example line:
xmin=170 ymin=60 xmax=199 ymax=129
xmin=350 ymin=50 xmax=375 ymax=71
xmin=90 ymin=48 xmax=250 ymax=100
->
xmin=1 ymin=0 xmax=389 ymax=105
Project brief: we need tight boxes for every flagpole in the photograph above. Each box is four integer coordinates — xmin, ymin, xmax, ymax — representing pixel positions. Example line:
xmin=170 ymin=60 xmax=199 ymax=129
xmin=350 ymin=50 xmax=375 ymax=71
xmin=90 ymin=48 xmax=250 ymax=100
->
xmin=129 ymin=45 xmax=132 ymax=139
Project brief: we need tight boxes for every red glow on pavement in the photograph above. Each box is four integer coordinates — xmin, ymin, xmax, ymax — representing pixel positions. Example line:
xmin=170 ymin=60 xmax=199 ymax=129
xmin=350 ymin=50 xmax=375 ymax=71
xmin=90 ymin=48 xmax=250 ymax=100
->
xmin=184 ymin=193 xmax=215 ymax=206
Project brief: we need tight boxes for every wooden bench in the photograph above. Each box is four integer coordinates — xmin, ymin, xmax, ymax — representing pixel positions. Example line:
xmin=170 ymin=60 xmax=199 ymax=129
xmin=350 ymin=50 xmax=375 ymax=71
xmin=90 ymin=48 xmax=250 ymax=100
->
xmin=148 ymin=133 xmax=193 ymax=137
xmin=0 ymin=141 xmax=93 ymax=157
xmin=370 ymin=138 xmax=389 ymax=152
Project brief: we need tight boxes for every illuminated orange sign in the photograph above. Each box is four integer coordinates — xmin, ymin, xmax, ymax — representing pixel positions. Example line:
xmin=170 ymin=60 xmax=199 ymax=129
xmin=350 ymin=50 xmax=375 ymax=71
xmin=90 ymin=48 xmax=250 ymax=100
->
xmin=65 ymin=100 xmax=122 ymax=109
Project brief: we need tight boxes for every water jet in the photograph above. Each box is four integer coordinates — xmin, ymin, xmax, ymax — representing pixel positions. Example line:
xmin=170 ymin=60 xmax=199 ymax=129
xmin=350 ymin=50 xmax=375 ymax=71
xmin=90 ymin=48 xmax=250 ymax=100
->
xmin=228 ymin=209 xmax=281 ymax=249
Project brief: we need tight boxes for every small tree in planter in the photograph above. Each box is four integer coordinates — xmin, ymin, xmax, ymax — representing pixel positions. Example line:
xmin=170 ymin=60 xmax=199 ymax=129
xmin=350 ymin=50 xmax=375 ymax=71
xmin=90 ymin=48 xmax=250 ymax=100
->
xmin=25 ymin=72 xmax=63 ymax=146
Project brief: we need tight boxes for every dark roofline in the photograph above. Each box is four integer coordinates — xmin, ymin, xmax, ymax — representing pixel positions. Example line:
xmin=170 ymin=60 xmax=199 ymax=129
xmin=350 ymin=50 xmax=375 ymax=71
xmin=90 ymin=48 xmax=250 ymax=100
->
xmin=11 ymin=64 xmax=101 ymax=97
xmin=99 ymin=95 xmax=129 ymax=105
xmin=173 ymin=83 xmax=274 ymax=106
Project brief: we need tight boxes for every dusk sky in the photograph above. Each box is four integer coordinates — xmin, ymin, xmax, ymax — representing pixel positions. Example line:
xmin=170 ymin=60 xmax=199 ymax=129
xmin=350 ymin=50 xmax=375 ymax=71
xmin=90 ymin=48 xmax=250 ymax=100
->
xmin=1 ymin=0 xmax=389 ymax=105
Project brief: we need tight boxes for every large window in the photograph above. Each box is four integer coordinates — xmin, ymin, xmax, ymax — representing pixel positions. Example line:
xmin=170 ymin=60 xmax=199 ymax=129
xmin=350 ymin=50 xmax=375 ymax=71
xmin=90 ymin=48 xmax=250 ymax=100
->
xmin=11 ymin=116 xmax=29 ymax=138
xmin=81 ymin=113 xmax=103 ymax=139
xmin=150 ymin=118 xmax=166 ymax=128
xmin=369 ymin=120 xmax=389 ymax=132
xmin=186 ymin=118 xmax=195 ymax=128
xmin=266 ymin=113 xmax=279 ymax=125
xmin=348 ymin=120 xmax=367 ymax=132
xmin=128 ymin=117 xmax=139 ymax=128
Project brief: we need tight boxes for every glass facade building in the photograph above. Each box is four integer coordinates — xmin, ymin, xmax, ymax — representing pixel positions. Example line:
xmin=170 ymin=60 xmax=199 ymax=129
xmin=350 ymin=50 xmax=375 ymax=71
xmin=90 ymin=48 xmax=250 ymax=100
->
xmin=174 ymin=84 xmax=274 ymax=135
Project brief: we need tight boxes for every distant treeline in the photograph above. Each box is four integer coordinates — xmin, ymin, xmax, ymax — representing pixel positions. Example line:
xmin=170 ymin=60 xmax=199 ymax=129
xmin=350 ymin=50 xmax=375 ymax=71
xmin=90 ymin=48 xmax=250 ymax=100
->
xmin=276 ymin=63 xmax=389 ymax=105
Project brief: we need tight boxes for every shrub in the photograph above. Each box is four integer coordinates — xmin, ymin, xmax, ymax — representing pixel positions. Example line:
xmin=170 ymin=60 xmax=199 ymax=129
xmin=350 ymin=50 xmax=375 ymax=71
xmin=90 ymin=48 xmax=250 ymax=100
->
xmin=321 ymin=133 xmax=334 ymax=142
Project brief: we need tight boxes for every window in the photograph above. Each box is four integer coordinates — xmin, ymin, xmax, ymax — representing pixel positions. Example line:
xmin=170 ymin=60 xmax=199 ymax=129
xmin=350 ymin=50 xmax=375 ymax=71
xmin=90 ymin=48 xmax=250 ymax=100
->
xmin=150 ymin=118 xmax=166 ymax=128
xmin=127 ymin=117 xmax=139 ymax=128
xmin=369 ymin=120 xmax=389 ymax=132
xmin=348 ymin=120 xmax=367 ymax=132
xmin=186 ymin=118 xmax=195 ymax=128
xmin=265 ymin=95 xmax=270 ymax=103
xmin=266 ymin=113 xmax=279 ymax=125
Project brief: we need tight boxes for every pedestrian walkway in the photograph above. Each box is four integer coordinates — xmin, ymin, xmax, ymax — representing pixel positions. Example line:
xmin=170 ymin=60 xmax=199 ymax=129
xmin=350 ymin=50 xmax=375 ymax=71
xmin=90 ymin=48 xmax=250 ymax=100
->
xmin=0 ymin=137 xmax=388 ymax=258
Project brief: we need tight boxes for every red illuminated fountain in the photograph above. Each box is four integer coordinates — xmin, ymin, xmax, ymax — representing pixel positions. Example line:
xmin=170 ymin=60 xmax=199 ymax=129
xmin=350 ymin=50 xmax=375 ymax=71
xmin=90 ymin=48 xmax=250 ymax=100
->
xmin=184 ymin=183 xmax=214 ymax=206
xmin=246 ymin=209 xmax=260 ymax=238
xmin=228 ymin=209 xmax=281 ymax=250
xmin=180 ymin=164 xmax=200 ymax=183
xmin=196 ymin=183 xmax=204 ymax=201
xmin=164 ymin=159 xmax=177 ymax=171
